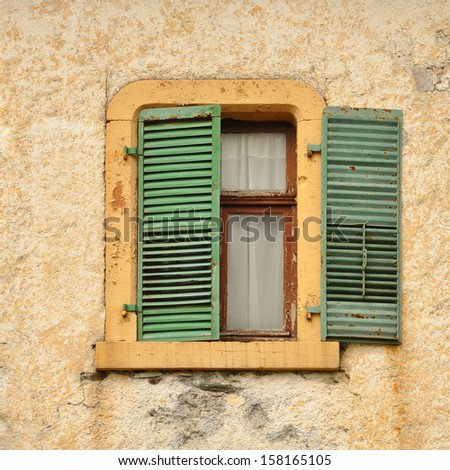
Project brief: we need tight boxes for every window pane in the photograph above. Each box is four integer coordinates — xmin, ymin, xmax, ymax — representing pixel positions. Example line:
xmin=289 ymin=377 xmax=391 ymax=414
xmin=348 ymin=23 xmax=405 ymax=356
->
xmin=227 ymin=215 xmax=284 ymax=330
xmin=221 ymin=133 xmax=286 ymax=190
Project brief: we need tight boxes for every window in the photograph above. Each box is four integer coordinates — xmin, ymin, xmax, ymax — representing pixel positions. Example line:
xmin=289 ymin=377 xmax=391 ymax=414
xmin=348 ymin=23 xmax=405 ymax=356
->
xmin=96 ymin=80 xmax=401 ymax=371
xmin=220 ymin=120 xmax=297 ymax=339
xmin=134 ymin=108 xmax=295 ymax=342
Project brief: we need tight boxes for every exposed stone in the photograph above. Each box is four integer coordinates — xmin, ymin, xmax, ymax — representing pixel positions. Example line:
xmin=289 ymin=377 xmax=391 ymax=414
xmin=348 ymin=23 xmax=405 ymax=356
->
xmin=226 ymin=394 xmax=246 ymax=407
xmin=80 ymin=372 xmax=107 ymax=382
xmin=435 ymin=30 xmax=450 ymax=47
xmin=148 ymin=377 xmax=163 ymax=385
xmin=133 ymin=372 xmax=163 ymax=379
xmin=412 ymin=66 xmax=434 ymax=92
xmin=246 ymin=403 xmax=269 ymax=429
xmin=435 ymin=79 xmax=450 ymax=91
xmin=196 ymin=383 xmax=238 ymax=394
xmin=267 ymin=424 xmax=301 ymax=442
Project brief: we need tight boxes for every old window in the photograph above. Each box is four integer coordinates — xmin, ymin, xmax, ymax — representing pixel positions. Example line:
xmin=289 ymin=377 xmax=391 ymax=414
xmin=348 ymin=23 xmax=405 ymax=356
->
xmin=96 ymin=80 xmax=352 ymax=370
xmin=97 ymin=82 xmax=402 ymax=370
xmin=134 ymin=109 xmax=297 ymax=342
xmin=220 ymin=120 xmax=297 ymax=339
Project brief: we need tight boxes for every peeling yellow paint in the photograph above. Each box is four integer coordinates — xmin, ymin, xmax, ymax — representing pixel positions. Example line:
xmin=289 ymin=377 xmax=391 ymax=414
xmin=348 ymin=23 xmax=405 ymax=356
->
xmin=111 ymin=181 xmax=126 ymax=210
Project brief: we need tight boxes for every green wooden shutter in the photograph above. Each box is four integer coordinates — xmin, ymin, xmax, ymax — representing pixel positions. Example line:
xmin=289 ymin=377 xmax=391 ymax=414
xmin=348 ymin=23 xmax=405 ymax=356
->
xmin=137 ymin=105 xmax=220 ymax=342
xmin=321 ymin=107 xmax=402 ymax=343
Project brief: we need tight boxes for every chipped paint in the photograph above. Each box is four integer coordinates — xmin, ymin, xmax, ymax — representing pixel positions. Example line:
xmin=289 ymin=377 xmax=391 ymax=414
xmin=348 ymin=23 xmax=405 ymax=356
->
xmin=111 ymin=181 xmax=126 ymax=210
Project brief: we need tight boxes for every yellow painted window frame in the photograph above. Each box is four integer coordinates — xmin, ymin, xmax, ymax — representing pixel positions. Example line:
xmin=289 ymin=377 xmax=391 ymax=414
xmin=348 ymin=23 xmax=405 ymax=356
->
xmin=96 ymin=79 xmax=339 ymax=370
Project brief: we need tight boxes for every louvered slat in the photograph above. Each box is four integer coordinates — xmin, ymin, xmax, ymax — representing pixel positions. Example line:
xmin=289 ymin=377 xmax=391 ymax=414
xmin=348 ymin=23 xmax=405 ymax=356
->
xmin=137 ymin=106 xmax=220 ymax=342
xmin=321 ymin=107 xmax=402 ymax=343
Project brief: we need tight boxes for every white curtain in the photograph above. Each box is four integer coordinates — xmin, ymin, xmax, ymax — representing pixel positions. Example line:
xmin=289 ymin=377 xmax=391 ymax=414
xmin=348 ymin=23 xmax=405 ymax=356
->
xmin=221 ymin=133 xmax=286 ymax=190
xmin=227 ymin=216 xmax=284 ymax=330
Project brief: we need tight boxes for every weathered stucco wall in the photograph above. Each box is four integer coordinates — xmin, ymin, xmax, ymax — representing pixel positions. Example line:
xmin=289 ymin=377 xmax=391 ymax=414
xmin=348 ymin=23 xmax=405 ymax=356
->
xmin=1 ymin=0 xmax=449 ymax=450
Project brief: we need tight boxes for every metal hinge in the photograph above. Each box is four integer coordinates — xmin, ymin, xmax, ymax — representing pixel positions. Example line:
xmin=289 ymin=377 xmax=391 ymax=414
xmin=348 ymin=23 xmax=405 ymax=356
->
xmin=121 ymin=303 xmax=138 ymax=317
xmin=123 ymin=146 xmax=138 ymax=156
xmin=306 ymin=143 xmax=321 ymax=158
xmin=306 ymin=305 xmax=320 ymax=320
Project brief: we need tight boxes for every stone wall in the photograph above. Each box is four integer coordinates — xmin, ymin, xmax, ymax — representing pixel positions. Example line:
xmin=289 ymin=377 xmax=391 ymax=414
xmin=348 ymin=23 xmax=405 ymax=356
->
xmin=1 ymin=0 xmax=449 ymax=449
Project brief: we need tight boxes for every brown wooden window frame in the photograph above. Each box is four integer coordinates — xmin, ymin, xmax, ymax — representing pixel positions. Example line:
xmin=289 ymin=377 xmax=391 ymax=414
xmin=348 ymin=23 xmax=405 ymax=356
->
xmin=220 ymin=120 xmax=297 ymax=340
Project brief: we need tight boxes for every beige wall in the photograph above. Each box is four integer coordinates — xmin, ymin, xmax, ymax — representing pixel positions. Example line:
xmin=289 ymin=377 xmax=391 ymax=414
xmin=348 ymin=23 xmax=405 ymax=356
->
xmin=1 ymin=0 xmax=449 ymax=449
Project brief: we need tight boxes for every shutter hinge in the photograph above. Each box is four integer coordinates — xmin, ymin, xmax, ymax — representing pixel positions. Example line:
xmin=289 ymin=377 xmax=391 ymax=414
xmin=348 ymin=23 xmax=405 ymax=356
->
xmin=123 ymin=146 xmax=138 ymax=157
xmin=307 ymin=144 xmax=321 ymax=158
xmin=121 ymin=303 xmax=138 ymax=317
xmin=306 ymin=305 xmax=320 ymax=320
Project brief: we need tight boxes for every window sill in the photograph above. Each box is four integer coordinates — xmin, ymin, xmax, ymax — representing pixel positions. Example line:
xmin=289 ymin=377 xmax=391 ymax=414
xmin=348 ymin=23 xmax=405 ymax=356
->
xmin=96 ymin=340 xmax=339 ymax=371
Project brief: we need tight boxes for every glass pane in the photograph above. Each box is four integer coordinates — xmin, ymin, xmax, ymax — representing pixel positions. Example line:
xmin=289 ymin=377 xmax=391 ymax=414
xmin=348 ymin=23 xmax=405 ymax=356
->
xmin=221 ymin=133 xmax=286 ymax=190
xmin=227 ymin=215 xmax=284 ymax=330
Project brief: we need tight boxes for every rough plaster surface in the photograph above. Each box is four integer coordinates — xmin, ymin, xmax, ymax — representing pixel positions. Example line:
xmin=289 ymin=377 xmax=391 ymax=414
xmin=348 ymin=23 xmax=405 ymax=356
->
xmin=1 ymin=0 xmax=449 ymax=449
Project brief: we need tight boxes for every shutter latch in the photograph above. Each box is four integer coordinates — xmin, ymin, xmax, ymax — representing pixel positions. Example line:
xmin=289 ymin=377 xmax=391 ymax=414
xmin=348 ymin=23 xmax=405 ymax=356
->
xmin=121 ymin=303 xmax=138 ymax=317
xmin=361 ymin=223 xmax=367 ymax=297
xmin=306 ymin=143 xmax=321 ymax=158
